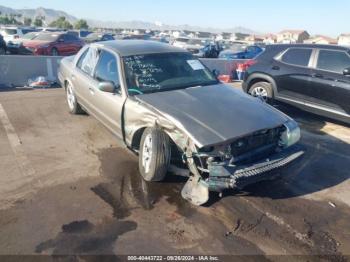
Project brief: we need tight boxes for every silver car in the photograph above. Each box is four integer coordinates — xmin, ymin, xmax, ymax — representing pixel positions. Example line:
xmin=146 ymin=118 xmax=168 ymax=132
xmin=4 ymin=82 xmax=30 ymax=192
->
xmin=58 ymin=40 xmax=303 ymax=205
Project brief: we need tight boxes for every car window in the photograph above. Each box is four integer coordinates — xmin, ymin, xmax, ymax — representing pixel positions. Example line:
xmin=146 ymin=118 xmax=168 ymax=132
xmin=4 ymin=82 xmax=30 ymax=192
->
xmin=4 ymin=29 xmax=17 ymax=35
xmin=94 ymin=50 xmax=119 ymax=86
xmin=281 ymin=48 xmax=312 ymax=67
xmin=64 ymin=34 xmax=78 ymax=41
xmin=316 ymin=50 xmax=350 ymax=74
xmin=77 ymin=47 xmax=99 ymax=76
xmin=102 ymin=35 xmax=114 ymax=41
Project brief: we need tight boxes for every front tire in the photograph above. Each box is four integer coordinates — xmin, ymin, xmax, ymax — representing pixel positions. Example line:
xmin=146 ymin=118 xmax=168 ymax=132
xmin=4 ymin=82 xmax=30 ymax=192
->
xmin=248 ymin=81 xmax=273 ymax=103
xmin=139 ymin=127 xmax=171 ymax=182
xmin=66 ymin=82 xmax=84 ymax=114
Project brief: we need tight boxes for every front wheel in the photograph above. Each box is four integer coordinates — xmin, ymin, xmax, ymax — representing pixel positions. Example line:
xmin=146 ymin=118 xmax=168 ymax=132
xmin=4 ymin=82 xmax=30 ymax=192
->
xmin=248 ymin=81 xmax=273 ymax=103
xmin=139 ymin=127 xmax=171 ymax=182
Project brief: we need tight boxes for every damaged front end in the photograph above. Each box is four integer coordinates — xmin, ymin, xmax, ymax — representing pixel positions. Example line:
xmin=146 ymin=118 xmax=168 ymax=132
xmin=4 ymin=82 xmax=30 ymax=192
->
xmin=181 ymin=120 xmax=304 ymax=206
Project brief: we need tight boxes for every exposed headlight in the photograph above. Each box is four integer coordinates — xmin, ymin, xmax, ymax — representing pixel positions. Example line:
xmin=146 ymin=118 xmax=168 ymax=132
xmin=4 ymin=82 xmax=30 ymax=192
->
xmin=280 ymin=120 xmax=301 ymax=148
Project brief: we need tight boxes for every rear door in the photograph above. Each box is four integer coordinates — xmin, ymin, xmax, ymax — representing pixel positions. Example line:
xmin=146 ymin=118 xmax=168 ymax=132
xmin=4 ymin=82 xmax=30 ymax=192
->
xmin=308 ymin=49 xmax=350 ymax=114
xmin=72 ymin=46 xmax=100 ymax=112
xmin=273 ymin=47 xmax=314 ymax=101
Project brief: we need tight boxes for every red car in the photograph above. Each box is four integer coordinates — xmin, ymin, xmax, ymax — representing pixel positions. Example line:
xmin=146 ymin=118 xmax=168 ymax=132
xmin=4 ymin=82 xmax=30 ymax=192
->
xmin=21 ymin=32 xmax=84 ymax=56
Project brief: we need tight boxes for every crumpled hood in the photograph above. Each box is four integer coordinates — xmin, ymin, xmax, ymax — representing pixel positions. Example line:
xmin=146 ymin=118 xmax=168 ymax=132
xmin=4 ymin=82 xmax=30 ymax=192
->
xmin=135 ymin=84 xmax=290 ymax=147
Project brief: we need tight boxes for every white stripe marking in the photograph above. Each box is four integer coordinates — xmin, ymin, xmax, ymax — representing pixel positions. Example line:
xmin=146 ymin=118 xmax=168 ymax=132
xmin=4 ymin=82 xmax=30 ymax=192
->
xmin=0 ymin=103 xmax=36 ymax=177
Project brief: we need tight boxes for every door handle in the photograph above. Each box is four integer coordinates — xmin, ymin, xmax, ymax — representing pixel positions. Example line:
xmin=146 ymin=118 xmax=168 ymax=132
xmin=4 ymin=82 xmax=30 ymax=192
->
xmin=272 ymin=66 xmax=280 ymax=70
xmin=89 ymin=87 xmax=95 ymax=95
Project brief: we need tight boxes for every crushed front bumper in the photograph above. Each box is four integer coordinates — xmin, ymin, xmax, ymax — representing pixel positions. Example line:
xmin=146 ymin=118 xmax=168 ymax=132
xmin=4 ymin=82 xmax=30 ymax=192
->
xmin=181 ymin=146 xmax=304 ymax=205
xmin=207 ymin=146 xmax=304 ymax=192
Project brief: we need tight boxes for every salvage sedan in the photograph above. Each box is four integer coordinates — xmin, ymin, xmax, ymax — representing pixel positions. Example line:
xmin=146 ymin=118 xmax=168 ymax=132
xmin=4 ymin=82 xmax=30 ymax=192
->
xmin=58 ymin=40 xmax=304 ymax=205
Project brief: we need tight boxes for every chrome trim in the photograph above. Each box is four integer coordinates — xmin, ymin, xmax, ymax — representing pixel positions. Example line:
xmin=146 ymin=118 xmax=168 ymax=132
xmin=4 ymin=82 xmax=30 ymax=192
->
xmin=278 ymin=96 xmax=350 ymax=117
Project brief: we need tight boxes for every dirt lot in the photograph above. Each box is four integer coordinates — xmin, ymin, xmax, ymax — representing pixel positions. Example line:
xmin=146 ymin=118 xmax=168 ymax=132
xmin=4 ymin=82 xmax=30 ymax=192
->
xmin=0 ymin=86 xmax=350 ymax=260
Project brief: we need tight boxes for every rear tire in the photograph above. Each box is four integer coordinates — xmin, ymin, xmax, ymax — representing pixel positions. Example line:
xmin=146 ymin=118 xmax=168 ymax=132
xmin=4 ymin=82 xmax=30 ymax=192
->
xmin=66 ymin=82 xmax=84 ymax=114
xmin=139 ymin=127 xmax=171 ymax=182
xmin=248 ymin=81 xmax=273 ymax=103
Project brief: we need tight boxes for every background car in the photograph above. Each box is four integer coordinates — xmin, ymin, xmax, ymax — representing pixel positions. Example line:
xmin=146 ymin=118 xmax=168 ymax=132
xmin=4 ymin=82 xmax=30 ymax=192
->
xmin=83 ymin=32 xmax=115 ymax=43
xmin=0 ymin=26 xmax=37 ymax=43
xmin=7 ymin=31 xmax=40 ymax=54
xmin=0 ymin=34 xmax=6 ymax=55
xmin=219 ymin=45 xmax=263 ymax=59
xmin=21 ymin=32 xmax=84 ymax=56
xmin=67 ymin=30 xmax=93 ymax=38
xmin=243 ymin=44 xmax=350 ymax=124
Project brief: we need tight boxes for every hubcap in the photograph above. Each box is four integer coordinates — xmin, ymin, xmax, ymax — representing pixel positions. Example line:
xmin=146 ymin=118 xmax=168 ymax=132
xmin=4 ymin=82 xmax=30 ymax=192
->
xmin=142 ymin=134 xmax=153 ymax=173
xmin=251 ymin=86 xmax=268 ymax=102
xmin=66 ymin=84 xmax=75 ymax=110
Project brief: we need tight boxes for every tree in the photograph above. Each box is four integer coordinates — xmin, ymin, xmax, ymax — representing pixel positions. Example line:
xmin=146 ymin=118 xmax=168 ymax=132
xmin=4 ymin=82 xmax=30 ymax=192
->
xmin=23 ymin=17 xmax=32 ymax=26
xmin=74 ymin=19 xmax=89 ymax=30
xmin=49 ymin=16 xmax=73 ymax=29
xmin=34 ymin=17 xmax=43 ymax=27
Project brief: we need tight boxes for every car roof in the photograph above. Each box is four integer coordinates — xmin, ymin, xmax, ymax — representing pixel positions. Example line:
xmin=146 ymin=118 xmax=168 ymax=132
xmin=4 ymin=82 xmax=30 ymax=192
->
xmin=267 ymin=43 xmax=350 ymax=51
xmin=93 ymin=40 xmax=188 ymax=56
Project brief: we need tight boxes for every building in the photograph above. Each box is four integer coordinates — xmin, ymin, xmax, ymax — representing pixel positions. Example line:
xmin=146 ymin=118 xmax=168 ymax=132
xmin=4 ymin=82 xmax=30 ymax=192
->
xmin=304 ymin=35 xmax=337 ymax=45
xmin=263 ymin=34 xmax=277 ymax=44
xmin=245 ymin=35 xmax=264 ymax=45
xmin=338 ymin=34 xmax=350 ymax=46
xmin=277 ymin=30 xmax=310 ymax=43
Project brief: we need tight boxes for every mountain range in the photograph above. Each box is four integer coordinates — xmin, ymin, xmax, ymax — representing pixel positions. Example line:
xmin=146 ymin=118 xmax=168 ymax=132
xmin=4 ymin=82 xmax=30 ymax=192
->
xmin=0 ymin=5 xmax=259 ymax=34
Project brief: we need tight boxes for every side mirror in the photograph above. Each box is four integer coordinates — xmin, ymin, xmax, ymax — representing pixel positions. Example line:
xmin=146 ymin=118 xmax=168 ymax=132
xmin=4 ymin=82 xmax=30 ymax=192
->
xmin=343 ymin=68 xmax=350 ymax=76
xmin=98 ymin=82 xmax=117 ymax=93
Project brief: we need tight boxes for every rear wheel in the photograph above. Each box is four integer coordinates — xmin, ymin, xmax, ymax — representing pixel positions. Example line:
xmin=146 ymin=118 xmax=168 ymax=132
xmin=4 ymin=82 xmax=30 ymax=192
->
xmin=248 ymin=81 xmax=273 ymax=103
xmin=139 ymin=127 xmax=171 ymax=182
xmin=66 ymin=82 xmax=84 ymax=114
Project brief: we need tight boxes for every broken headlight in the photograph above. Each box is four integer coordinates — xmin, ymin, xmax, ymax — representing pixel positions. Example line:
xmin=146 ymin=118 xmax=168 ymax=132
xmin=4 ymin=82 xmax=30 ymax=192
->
xmin=280 ymin=120 xmax=301 ymax=148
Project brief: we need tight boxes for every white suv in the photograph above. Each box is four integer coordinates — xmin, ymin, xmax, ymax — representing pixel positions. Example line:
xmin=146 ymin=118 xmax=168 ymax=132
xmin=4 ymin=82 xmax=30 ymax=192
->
xmin=0 ymin=27 xmax=38 ymax=53
xmin=0 ymin=27 xmax=38 ymax=42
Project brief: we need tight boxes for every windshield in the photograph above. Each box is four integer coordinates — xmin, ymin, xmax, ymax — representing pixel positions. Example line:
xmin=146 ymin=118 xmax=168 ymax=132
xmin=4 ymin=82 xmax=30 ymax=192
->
xmin=22 ymin=32 xmax=39 ymax=40
xmin=86 ymin=33 xmax=101 ymax=39
xmin=224 ymin=44 xmax=247 ymax=52
xmin=34 ymin=33 xmax=59 ymax=41
xmin=4 ymin=29 xmax=17 ymax=35
xmin=123 ymin=52 xmax=218 ymax=95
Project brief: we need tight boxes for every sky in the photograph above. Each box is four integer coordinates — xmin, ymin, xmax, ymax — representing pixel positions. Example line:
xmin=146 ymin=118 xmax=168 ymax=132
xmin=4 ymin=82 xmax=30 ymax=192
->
xmin=0 ymin=0 xmax=348 ymax=37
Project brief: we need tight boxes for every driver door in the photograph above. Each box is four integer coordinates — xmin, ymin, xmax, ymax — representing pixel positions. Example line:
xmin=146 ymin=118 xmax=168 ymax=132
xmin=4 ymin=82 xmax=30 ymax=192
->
xmin=89 ymin=49 xmax=126 ymax=140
